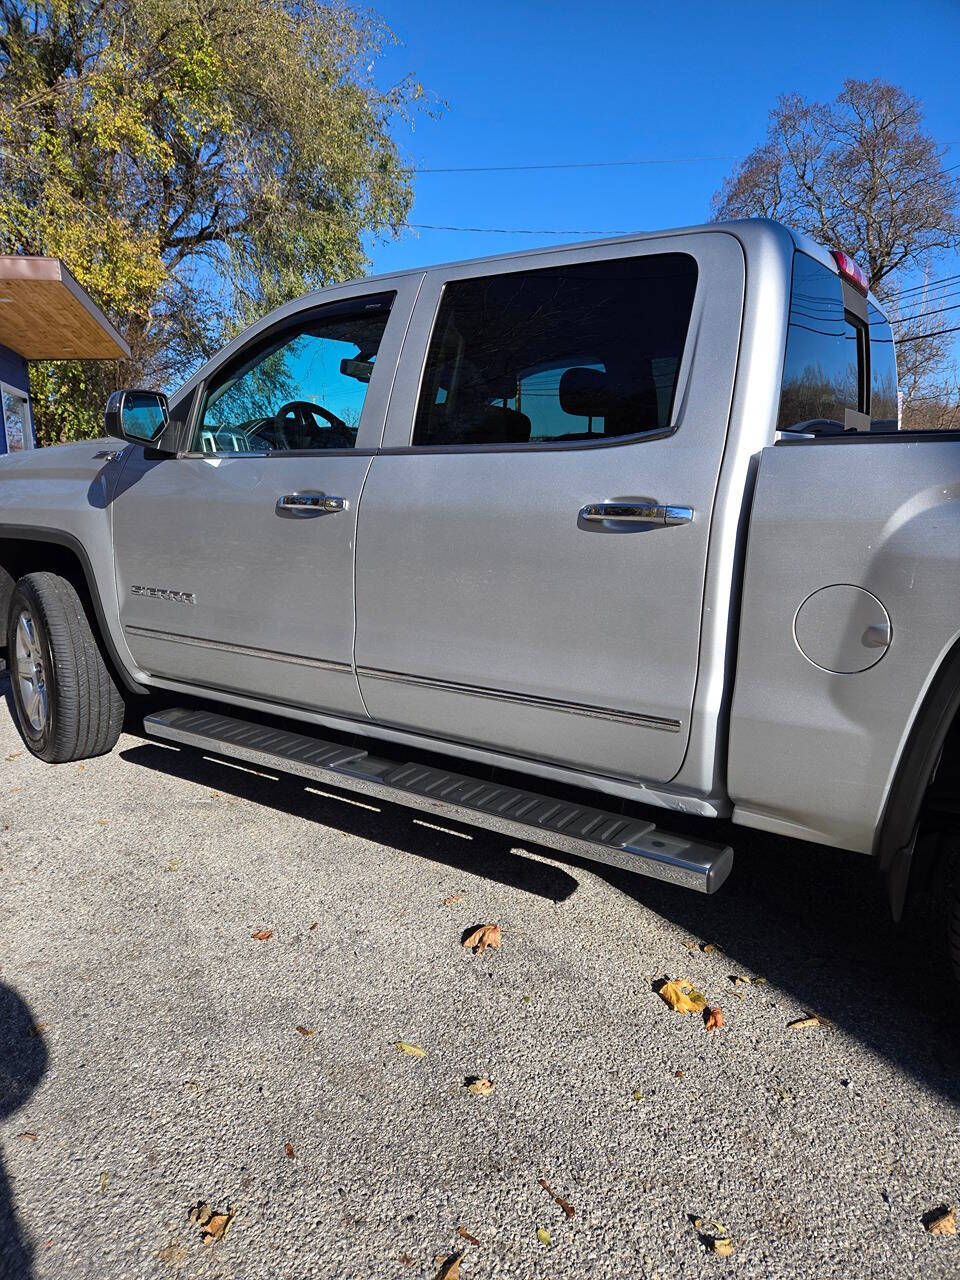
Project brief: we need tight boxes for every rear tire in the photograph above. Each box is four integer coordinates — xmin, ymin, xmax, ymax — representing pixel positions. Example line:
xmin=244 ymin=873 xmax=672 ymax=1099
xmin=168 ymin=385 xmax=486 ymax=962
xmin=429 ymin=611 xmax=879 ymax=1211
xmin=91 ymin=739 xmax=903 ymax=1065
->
xmin=6 ymin=571 xmax=124 ymax=763
xmin=950 ymin=856 xmax=960 ymax=986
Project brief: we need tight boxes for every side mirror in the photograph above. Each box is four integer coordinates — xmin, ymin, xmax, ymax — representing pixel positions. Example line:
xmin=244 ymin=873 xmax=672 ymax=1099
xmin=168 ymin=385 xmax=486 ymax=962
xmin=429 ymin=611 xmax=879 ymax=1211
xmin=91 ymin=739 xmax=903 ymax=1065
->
xmin=104 ymin=389 xmax=170 ymax=446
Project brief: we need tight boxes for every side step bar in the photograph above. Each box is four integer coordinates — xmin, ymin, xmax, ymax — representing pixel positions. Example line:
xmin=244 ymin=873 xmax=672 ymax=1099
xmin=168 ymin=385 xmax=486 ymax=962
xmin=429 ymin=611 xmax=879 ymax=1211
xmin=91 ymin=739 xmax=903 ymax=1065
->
xmin=144 ymin=707 xmax=734 ymax=894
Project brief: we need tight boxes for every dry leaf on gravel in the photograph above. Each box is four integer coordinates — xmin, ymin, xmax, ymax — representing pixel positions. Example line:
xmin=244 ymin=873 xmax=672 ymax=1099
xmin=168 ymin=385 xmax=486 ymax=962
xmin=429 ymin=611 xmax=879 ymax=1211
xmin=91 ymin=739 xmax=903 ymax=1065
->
xmin=99 ymin=1171 xmax=109 ymax=1193
xmin=309 ymin=921 xmax=319 ymax=930
xmin=694 ymin=1217 xmax=734 ymax=1255
xmin=538 ymin=1178 xmax=575 ymax=1218
xmin=395 ymin=1041 xmax=426 ymax=1058
xmin=462 ymin=923 xmax=501 ymax=954
xmin=712 ymin=1237 xmax=736 ymax=1256
xmin=457 ymin=1226 xmax=480 ymax=1246
xmin=167 ymin=858 xmax=183 ymax=872
xmin=466 ymin=1076 xmax=495 ymax=1097
xmin=6 ymin=752 xmax=21 ymax=761
xmin=788 ymin=1013 xmax=827 ymax=1030
xmin=924 ymin=1206 xmax=956 ymax=1236
xmin=536 ymin=1226 xmax=552 ymax=1246
xmin=17 ymin=1132 xmax=36 ymax=1141
xmin=27 ymin=1023 xmax=46 ymax=1038
xmin=704 ymin=1007 xmax=725 ymax=1032
xmin=700 ymin=942 xmax=719 ymax=954
xmin=432 ymin=1253 xmax=462 ymax=1280
xmin=657 ymin=979 xmax=707 ymax=1014
xmin=443 ymin=894 xmax=464 ymax=906
xmin=295 ymin=1025 xmax=315 ymax=1036
xmin=285 ymin=1143 xmax=295 ymax=1160
xmin=251 ymin=929 xmax=273 ymax=941
xmin=189 ymin=1201 xmax=235 ymax=1244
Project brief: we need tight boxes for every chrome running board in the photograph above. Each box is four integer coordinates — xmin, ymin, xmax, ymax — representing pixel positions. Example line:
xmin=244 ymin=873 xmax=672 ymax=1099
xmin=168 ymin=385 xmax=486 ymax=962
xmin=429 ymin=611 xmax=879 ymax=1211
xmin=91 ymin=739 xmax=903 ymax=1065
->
xmin=144 ymin=707 xmax=734 ymax=894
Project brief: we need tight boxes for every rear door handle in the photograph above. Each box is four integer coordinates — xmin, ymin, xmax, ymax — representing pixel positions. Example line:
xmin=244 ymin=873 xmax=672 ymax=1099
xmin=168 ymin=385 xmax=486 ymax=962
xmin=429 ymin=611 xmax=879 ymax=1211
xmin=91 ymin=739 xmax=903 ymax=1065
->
xmin=276 ymin=492 xmax=347 ymax=515
xmin=579 ymin=502 xmax=693 ymax=526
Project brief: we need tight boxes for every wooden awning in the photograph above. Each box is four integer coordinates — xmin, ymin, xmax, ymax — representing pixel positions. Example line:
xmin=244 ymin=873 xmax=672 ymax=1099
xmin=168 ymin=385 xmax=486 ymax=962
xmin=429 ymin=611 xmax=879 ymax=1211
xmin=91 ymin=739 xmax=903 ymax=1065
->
xmin=0 ymin=257 xmax=130 ymax=360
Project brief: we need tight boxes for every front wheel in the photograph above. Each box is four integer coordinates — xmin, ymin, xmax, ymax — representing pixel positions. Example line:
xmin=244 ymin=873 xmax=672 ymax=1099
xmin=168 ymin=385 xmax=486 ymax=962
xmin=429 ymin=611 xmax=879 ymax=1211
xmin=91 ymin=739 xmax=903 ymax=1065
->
xmin=7 ymin=571 xmax=124 ymax=763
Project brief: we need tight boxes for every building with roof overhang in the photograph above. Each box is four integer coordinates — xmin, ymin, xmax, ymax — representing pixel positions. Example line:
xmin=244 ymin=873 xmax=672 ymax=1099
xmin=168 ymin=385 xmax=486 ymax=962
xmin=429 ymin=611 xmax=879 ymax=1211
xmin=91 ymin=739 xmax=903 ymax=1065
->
xmin=0 ymin=256 xmax=130 ymax=455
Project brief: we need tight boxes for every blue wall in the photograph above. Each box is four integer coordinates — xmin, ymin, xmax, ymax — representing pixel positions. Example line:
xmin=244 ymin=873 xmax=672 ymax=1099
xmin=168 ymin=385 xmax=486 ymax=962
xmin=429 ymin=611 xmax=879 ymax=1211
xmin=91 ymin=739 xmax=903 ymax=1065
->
xmin=0 ymin=343 xmax=35 ymax=454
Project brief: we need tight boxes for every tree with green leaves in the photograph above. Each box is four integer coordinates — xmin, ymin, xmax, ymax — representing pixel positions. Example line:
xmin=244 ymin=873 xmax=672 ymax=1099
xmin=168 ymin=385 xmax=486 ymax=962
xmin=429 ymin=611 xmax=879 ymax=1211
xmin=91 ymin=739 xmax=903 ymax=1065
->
xmin=713 ymin=79 xmax=960 ymax=414
xmin=0 ymin=0 xmax=430 ymax=443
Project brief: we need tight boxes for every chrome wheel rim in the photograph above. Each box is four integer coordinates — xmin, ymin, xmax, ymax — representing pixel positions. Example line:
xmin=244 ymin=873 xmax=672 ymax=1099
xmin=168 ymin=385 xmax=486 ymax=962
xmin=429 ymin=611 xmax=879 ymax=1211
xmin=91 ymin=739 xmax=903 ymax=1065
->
xmin=14 ymin=609 xmax=48 ymax=734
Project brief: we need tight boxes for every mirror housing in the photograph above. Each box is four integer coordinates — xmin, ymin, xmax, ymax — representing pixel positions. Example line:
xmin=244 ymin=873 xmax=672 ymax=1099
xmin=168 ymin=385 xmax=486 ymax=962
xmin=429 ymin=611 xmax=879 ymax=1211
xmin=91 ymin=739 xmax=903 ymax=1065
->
xmin=104 ymin=388 xmax=170 ymax=446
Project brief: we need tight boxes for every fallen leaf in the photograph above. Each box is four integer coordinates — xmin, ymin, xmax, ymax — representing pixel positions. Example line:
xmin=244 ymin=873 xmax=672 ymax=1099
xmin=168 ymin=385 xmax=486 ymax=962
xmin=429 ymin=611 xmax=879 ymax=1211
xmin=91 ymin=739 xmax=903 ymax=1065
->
xmin=285 ymin=1142 xmax=295 ymax=1160
xmin=704 ymin=1007 xmax=725 ymax=1033
xmin=752 ymin=976 xmax=768 ymax=985
xmin=189 ymin=1201 xmax=234 ymax=1243
xmin=181 ymin=1080 xmax=201 ymax=1096
xmin=712 ymin=1237 xmax=736 ymax=1257
xmin=538 ymin=1178 xmax=575 ymax=1218
xmin=700 ymin=942 xmax=718 ymax=954
xmin=167 ymin=858 xmax=182 ymax=872
xmin=17 ymin=1132 xmax=37 ymax=1141
xmin=27 ymin=1023 xmax=46 ymax=1038
xmin=309 ymin=921 xmax=319 ymax=930
xmin=99 ymin=1171 xmax=109 ymax=1193
xmin=631 ymin=1089 xmax=644 ymax=1101
xmin=924 ymin=1205 xmax=956 ymax=1236
xmin=681 ymin=939 xmax=697 ymax=951
xmin=466 ymin=1077 xmax=495 ymax=1097
xmin=251 ymin=929 xmax=273 ymax=941
xmin=462 ymin=923 xmax=502 ymax=955
xmin=457 ymin=1226 xmax=480 ymax=1246
xmin=96 ymin=819 xmax=108 ymax=826
xmin=6 ymin=752 xmax=21 ymax=761
xmin=395 ymin=1041 xmax=426 ymax=1058
xmin=675 ymin=1070 xmax=684 ymax=1079
xmin=295 ymin=1025 xmax=315 ymax=1036
xmin=788 ymin=1014 xmax=825 ymax=1030
xmin=443 ymin=894 xmax=464 ymax=906
xmin=729 ymin=975 xmax=749 ymax=986
xmin=536 ymin=1226 xmax=552 ymax=1246
xmin=432 ymin=1253 xmax=462 ymax=1280
xmin=657 ymin=979 xmax=707 ymax=1014
xmin=730 ymin=990 xmax=745 ymax=1001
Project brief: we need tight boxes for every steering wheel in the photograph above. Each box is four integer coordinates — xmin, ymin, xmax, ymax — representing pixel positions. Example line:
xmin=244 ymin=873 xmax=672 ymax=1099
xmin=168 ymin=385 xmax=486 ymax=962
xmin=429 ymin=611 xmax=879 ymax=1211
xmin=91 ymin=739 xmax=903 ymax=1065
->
xmin=272 ymin=401 xmax=353 ymax=450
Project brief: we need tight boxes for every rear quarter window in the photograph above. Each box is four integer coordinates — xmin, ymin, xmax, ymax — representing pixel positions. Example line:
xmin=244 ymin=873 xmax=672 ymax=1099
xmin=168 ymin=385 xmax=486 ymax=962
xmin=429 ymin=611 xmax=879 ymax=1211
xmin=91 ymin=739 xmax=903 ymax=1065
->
xmin=777 ymin=253 xmax=863 ymax=432
xmin=868 ymin=300 xmax=899 ymax=430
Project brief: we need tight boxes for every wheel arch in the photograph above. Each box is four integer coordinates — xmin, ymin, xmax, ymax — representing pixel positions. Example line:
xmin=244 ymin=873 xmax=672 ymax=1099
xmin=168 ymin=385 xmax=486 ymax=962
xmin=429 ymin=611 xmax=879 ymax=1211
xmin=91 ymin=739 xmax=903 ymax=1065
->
xmin=877 ymin=632 xmax=960 ymax=920
xmin=0 ymin=526 xmax=145 ymax=696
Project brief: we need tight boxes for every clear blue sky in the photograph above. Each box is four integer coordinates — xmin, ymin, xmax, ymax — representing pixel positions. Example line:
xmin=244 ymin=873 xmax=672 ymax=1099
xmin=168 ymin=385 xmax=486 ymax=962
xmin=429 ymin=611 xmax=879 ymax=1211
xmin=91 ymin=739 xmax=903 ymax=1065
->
xmin=363 ymin=0 xmax=960 ymax=368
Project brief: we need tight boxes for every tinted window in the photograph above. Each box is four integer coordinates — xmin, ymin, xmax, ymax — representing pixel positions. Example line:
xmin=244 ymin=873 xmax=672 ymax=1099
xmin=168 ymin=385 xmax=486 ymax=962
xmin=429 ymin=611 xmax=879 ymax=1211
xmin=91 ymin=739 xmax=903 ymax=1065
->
xmin=868 ymin=300 xmax=899 ymax=430
xmin=194 ymin=294 xmax=393 ymax=453
xmin=778 ymin=254 xmax=862 ymax=432
xmin=413 ymin=254 xmax=698 ymax=447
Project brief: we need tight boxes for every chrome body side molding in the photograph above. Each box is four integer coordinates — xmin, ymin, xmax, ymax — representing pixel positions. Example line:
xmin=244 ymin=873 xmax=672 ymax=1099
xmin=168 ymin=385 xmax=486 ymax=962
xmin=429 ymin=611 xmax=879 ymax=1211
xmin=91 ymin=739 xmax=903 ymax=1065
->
xmin=124 ymin=626 xmax=352 ymax=673
xmin=356 ymin=667 xmax=681 ymax=732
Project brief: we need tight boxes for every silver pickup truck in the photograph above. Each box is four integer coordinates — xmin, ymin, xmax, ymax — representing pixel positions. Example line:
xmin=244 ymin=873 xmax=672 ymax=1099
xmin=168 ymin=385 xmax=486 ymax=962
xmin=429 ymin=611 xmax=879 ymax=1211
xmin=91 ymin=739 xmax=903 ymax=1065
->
xmin=2 ymin=219 xmax=959 ymax=973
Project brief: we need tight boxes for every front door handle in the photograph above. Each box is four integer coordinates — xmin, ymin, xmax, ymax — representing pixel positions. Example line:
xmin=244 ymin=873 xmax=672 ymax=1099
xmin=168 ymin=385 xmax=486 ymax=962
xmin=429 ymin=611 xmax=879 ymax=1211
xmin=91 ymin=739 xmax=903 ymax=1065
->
xmin=579 ymin=502 xmax=693 ymax=526
xmin=276 ymin=492 xmax=347 ymax=515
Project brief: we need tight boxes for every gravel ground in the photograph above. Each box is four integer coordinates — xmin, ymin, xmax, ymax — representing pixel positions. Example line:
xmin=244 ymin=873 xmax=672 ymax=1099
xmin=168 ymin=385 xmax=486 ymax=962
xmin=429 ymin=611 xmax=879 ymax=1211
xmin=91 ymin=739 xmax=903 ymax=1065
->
xmin=1 ymin=673 xmax=959 ymax=1280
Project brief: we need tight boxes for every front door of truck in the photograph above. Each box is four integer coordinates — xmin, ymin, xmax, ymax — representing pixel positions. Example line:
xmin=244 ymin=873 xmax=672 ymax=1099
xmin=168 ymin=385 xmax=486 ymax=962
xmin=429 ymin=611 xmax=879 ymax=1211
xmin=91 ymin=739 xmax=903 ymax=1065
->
xmin=354 ymin=235 xmax=744 ymax=784
xmin=112 ymin=277 xmax=420 ymax=718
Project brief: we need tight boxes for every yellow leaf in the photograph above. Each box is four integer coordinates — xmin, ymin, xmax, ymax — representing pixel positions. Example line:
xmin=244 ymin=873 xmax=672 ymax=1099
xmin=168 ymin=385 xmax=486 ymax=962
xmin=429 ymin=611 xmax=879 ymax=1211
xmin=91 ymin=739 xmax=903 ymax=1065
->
xmin=99 ymin=1170 xmax=109 ymax=1193
xmin=631 ymin=1089 xmax=644 ymax=1101
xmin=462 ymin=923 xmax=502 ymax=955
xmin=467 ymin=1077 xmax=495 ymax=1096
xmin=788 ymin=1014 xmax=824 ymax=1030
xmin=536 ymin=1226 xmax=552 ymax=1246
xmin=657 ymin=979 xmax=707 ymax=1014
xmin=395 ymin=1041 xmax=426 ymax=1058
xmin=712 ymin=1237 xmax=736 ymax=1257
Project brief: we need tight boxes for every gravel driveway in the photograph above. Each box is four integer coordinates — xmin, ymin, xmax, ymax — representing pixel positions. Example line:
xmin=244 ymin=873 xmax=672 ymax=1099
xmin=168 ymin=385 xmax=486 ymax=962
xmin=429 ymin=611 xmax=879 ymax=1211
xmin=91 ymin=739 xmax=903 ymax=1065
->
xmin=1 ymin=673 xmax=958 ymax=1280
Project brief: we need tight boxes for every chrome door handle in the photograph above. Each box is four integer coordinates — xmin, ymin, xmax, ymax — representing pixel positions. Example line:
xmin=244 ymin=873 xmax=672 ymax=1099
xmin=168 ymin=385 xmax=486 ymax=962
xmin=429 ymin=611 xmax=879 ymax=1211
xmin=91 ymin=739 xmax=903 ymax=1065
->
xmin=276 ymin=493 xmax=347 ymax=515
xmin=579 ymin=502 xmax=693 ymax=526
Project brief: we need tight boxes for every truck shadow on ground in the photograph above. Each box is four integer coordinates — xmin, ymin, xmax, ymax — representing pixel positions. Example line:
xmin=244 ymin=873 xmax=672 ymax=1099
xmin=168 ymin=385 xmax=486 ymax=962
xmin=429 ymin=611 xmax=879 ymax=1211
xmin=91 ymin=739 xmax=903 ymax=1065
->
xmin=0 ymin=984 xmax=48 ymax=1280
xmin=118 ymin=737 xmax=960 ymax=1110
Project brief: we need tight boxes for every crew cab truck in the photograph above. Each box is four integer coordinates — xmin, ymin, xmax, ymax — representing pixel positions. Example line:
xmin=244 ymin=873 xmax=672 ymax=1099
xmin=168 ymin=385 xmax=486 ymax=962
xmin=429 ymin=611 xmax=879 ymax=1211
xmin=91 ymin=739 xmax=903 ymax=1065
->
xmin=2 ymin=218 xmax=959 ymax=975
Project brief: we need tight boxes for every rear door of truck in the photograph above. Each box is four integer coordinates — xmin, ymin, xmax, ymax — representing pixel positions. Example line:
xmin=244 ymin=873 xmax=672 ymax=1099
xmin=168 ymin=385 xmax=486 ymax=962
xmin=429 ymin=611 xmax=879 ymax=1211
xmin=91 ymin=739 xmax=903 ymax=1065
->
xmin=353 ymin=232 xmax=744 ymax=785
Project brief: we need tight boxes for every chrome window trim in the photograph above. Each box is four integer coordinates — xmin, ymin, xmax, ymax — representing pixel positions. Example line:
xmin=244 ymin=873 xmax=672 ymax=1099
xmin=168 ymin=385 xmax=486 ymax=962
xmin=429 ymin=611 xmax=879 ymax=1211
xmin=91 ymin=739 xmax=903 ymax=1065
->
xmin=356 ymin=665 xmax=681 ymax=732
xmin=124 ymin=625 xmax=352 ymax=674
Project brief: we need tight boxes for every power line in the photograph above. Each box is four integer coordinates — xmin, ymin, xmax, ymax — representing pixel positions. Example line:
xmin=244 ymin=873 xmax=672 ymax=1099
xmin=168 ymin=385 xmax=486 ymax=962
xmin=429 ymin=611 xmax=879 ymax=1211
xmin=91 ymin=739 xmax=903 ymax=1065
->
xmin=404 ymin=221 xmax=627 ymax=236
xmin=896 ymin=323 xmax=960 ymax=342
xmin=413 ymin=154 xmax=737 ymax=174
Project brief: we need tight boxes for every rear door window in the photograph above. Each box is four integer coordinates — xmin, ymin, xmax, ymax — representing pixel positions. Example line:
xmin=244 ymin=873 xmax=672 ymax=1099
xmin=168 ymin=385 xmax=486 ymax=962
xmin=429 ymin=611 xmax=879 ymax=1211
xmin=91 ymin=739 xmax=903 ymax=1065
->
xmin=777 ymin=253 xmax=864 ymax=432
xmin=413 ymin=253 xmax=698 ymax=447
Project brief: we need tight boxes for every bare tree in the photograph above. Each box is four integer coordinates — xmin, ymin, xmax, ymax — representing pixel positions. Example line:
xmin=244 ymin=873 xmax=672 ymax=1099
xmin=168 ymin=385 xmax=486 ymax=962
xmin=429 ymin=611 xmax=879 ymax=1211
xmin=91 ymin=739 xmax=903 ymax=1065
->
xmin=713 ymin=79 xmax=960 ymax=406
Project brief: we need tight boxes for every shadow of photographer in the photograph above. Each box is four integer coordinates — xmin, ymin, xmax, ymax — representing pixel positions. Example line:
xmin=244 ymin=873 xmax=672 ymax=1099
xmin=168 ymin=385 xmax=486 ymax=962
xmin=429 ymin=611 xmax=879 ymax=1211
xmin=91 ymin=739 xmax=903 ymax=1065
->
xmin=0 ymin=982 xmax=48 ymax=1280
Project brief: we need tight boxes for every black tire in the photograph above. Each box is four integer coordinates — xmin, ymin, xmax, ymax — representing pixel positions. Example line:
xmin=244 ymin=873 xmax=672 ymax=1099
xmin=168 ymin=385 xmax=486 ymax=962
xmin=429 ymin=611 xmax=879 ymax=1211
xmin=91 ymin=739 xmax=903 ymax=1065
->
xmin=950 ymin=855 xmax=960 ymax=986
xmin=6 ymin=571 xmax=124 ymax=763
